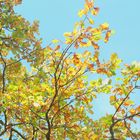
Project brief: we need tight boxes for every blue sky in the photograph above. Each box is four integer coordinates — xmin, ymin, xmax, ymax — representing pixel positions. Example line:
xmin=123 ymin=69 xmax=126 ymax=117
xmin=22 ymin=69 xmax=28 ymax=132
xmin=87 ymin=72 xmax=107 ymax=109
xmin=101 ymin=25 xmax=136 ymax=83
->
xmin=14 ymin=0 xmax=140 ymax=128
xmin=15 ymin=0 xmax=140 ymax=63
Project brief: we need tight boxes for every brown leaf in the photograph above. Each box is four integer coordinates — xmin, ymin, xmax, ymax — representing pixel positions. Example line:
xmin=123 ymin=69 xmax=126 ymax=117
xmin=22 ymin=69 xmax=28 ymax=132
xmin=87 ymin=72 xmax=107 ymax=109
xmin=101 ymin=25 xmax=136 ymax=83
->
xmin=14 ymin=0 xmax=22 ymax=5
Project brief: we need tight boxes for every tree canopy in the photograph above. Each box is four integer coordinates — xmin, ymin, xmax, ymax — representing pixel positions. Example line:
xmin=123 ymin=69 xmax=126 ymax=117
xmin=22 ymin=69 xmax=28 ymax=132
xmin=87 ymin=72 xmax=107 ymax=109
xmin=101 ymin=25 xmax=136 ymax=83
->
xmin=0 ymin=0 xmax=140 ymax=139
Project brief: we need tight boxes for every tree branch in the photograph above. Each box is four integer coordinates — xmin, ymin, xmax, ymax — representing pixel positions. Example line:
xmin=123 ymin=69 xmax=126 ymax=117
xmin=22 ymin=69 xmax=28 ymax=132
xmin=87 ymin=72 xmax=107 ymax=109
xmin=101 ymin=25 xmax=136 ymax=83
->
xmin=0 ymin=52 xmax=7 ymax=93
xmin=110 ymin=112 xmax=140 ymax=140
xmin=11 ymin=128 xmax=27 ymax=140
xmin=0 ymin=111 xmax=7 ymax=136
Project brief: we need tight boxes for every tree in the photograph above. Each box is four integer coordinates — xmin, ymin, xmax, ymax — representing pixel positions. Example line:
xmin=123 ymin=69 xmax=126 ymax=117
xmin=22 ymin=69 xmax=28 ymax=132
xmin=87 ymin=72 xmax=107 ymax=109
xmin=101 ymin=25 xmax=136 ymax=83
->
xmin=0 ymin=0 xmax=140 ymax=139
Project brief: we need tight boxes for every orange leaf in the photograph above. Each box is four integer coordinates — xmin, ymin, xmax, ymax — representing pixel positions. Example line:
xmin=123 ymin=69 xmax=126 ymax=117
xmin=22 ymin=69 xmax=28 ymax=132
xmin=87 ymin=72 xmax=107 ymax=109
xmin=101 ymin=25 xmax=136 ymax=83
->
xmin=64 ymin=32 xmax=72 ymax=37
xmin=73 ymin=53 xmax=80 ymax=64
xmin=80 ymin=42 xmax=87 ymax=46
xmin=47 ymin=46 xmax=53 ymax=51
xmin=124 ymin=100 xmax=134 ymax=106
xmin=92 ymin=42 xmax=99 ymax=49
xmin=85 ymin=0 xmax=93 ymax=9
xmin=91 ymin=7 xmax=99 ymax=15
xmin=136 ymin=106 xmax=140 ymax=112
xmin=104 ymin=30 xmax=111 ymax=43
xmin=129 ymin=109 xmax=136 ymax=115
xmin=14 ymin=0 xmax=22 ymax=5
xmin=54 ymin=45 xmax=60 ymax=51
xmin=100 ymin=23 xmax=109 ymax=30
xmin=94 ymin=44 xmax=99 ymax=49
xmin=97 ymin=68 xmax=107 ymax=74
xmin=74 ymin=42 xmax=79 ymax=49
xmin=124 ymin=102 xmax=130 ymax=106
xmin=88 ymin=64 xmax=94 ymax=71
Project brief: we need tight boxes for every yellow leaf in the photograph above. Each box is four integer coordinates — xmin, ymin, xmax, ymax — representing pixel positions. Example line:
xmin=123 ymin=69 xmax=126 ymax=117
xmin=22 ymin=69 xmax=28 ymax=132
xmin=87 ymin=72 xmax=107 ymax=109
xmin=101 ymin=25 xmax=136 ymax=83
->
xmin=0 ymin=41 xmax=2 ymax=45
xmin=0 ymin=23 xmax=2 ymax=29
xmin=63 ymin=32 xmax=71 ymax=37
xmin=78 ymin=10 xmax=85 ymax=17
xmin=83 ymin=4 xmax=89 ymax=14
xmin=89 ymin=18 xmax=94 ymax=24
xmin=80 ymin=106 xmax=84 ymax=112
xmin=52 ymin=39 xmax=59 ymax=44
xmin=100 ymin=23 xmax=109 ymax=30
xmin=83 ymin=50 xmax=91 ymax=57
xmin=83 ymin=135 xmax=89 ymax=140
xmin=91 ymin=134 xmax=98 ymax=140
xmin=65 ymin=38 xmax=72 ymax=44
xmin=110 ymin=53 xmax=118 ymax=60
xmin=110 ymin=95 xmax=116 ymax=102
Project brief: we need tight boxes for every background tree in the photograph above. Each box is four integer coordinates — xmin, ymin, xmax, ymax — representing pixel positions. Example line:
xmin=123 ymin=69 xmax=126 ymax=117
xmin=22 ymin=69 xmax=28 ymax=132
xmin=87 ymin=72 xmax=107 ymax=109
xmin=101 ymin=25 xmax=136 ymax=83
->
xmin=0 ymin=0 xmax=140 ymax=140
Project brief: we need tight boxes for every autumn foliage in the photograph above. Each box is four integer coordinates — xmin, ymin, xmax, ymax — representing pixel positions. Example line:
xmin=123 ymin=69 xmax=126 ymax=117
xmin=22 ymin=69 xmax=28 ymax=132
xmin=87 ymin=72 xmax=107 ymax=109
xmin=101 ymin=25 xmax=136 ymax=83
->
xmin=0 ymin=0 xmax=140 ymax=140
